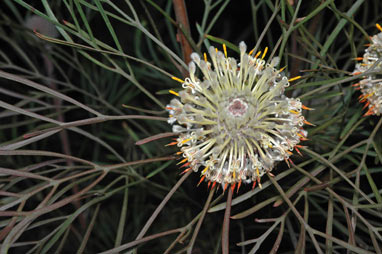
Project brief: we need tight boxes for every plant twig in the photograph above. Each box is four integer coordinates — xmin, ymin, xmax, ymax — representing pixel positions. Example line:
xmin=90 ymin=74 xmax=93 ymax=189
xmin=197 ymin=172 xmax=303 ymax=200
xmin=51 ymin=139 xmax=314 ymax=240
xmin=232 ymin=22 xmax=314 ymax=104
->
xmin=172 ymin=0 xmax=192 ymax=76
xmin=222 ymin=187 xmax=233 ymax=254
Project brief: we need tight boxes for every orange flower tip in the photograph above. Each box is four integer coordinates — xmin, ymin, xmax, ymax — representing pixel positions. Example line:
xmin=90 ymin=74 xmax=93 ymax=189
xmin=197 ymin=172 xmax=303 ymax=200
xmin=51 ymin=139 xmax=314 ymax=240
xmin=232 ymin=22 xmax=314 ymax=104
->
xmin=237 ymin=180 xmax=242 ymax=193
xmin=231 ymin=183 xmax=236 ymax=192
xmin=249 ymin=48 xmax=255 ymax=56
xmin=351 ymin=83 xmax=360 ymax=87
xmin=207 ymin=181 xmax=211 ymax=189
xmin=303 ymin=120 xmax=315 ymax=126
xmin=261 ymin=47 xmax=268 ymax=60
xmin=165 ymin=106 xmax=173 ymax=110
xmin=223 ymin=182 xmax=228 ymax=193
xmin=204 ymin=52 xmax=208 ymax=62
xmin=288 ymin=158 xmax=295 ymax=166
xmin=364 ymin=43 xmax=371 ymax=47
xmin=176 ymin=158 xmax=187 ymax=165
xmin=169 ymin=90 xmax=179 ymax=96
xmin=288 ymin=76 xmax=302 ymax=82
xmin=376 ymin=23 xmax=382 ymax=32
xmin=301 ymin=105 xmax=313 ymax=110
xmin=180 ymin=162 xmax=191 ymax=169
xmin=197 ymin=175 xmax=206 ymax=186
xmin=279 ymin=66 xmax=287 ymax=72
xmin=180 ymin=168 xmax=191 ymax=175
xmin=252 ymin=181 xmax=257 ymax=190
xmin=295 ymin=147 xmax=303 ymax=156
xmin=175 ymin=151 xmax=183 ymax=155
xmin=165 ymin=141 xmax=178 ymax=146
xmin=352 ymin=71 xmax=362 ymax=76
xmin=353 ymin=57 xmax=363 ymax=61
xmin=254 ymin=50 xmax=261 ymax=58
xmin=284 ymin=157 xmax=291 ymax=168
xmin=171 ymin=76 xmax=184 ymax=84
xmin=363 ymin=101 xmax=370 ymax=109
xmin=212 ymin=181 xmax=217 ymax=189
xmin=223 ymin=44 xmax=227 ymax=57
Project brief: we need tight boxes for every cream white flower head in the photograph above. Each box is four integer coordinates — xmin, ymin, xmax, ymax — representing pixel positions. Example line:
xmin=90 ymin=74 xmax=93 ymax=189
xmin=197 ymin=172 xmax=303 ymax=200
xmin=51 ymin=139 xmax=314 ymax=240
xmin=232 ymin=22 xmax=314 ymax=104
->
xmin=353 ymin=24 xmax=382 ymax=116
xmin=167 ymin=42 xmax=311 ymax=192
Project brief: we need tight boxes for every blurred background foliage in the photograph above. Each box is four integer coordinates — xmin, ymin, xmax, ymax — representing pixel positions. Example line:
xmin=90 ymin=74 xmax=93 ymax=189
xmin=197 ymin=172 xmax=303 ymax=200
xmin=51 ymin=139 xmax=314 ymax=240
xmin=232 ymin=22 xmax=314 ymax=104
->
xmin=0 ymin=0 xmax=381 ymax=253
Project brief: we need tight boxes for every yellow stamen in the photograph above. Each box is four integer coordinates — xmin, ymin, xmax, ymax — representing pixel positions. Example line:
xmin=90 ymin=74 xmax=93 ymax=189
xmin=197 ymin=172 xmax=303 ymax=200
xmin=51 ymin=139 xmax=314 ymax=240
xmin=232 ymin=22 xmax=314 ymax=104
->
xmin=376 ymin=23 xmax=382 ymax=32
xmin=288 ymin=76 xmax=301 ymax=82
xmin=261 ymin=47 xmax=268 ymax=60
xmin=256 ymin=167 xmax=260 ymax=176
xmin=215 ymin=48 xmax=218 ymax=53
xmin=249 ymin=48 xmax=255 ymax=55
xmin=204 ymin=52 xmax=208 ymax=62
xmin=233 ymin=170 xmax=236 ymax=179
xmin=171 ymin=76 xmax=184 ymax=83
xmin=223 ymin=44 xmax=227 ymax=57
xmin=279 ymin=66 xmax=287 ymax=72
xmin=289 ymin=110 xmax=299 ymax=114
xmin=181 ymin=138 xmax=191 ymax=144
xmin=202 ymin=165 xmax=209 ymax=174
xmin=169 ymin=90 xmax=179 ymax=96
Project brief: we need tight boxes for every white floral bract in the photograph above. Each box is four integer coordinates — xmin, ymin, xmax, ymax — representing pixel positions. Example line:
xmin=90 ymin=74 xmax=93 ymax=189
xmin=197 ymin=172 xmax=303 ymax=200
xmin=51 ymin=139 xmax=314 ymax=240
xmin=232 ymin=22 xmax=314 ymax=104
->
xmin=354 ymin=31 xmax=382 ymax=116
xmin=167 ymin=42 xmax=307 ymax=190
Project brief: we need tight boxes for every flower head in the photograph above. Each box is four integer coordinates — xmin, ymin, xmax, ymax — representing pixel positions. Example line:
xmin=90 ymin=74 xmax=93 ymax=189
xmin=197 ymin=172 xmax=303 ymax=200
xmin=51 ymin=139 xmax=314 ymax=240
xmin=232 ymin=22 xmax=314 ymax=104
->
xmin=353 ymin=24 xmax=382 ymax=116
xmin=167 ymin=42 xmax=309 ymax=191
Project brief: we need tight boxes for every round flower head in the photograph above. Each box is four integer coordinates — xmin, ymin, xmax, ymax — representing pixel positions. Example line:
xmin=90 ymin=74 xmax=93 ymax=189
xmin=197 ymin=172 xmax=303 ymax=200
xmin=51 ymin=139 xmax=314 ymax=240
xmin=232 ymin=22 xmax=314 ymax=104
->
xmin=167 ymin=42 xmax=310 ymax=191
xmin=353 ymin=24 xmax=382 ymax=116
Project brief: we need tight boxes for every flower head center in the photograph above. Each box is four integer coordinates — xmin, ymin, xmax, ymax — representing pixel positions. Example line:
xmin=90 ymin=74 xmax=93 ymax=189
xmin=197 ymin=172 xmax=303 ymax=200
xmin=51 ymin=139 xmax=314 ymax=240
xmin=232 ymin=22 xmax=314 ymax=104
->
xmin=228 ymin=98 xmax=248 ymax=117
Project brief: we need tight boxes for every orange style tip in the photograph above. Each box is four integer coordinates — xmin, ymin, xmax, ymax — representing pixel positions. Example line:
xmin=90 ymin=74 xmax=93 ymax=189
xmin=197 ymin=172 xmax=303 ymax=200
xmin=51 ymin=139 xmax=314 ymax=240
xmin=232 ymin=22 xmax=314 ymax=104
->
xmin=249 ymin=48 xmax=255 ymax=56
xmin=303 ymin=120 xmax=315 ymax=126
xmin=176 ymin=158 xmax=188 ymax=165
xmin=252 ymin=181 xmax=257 ymax=189
xmin=301 ymin=105 xmax=313 ymax=110
xmin=288 ymin=158 xmax=295 ymax=166
xmin=279 ymin=66 xmax=287 ymax=72
xmin=180 ymin=162 xmax=191 ymax=168
xmin=165 ymin=141 xmax=178 ymax=146
xmin=284 ymin=158 xmax=290 ymax=168
xmin=180 ymin=168 xmax=191 ymax=175
xmin=203 ymin=52 xmax=208 ymax=62
xmin=175 ymin=151 xmax=183 ymax=155
xmin=295 ymin=147 xmax=303 ymax=157
xmin=207 ymin=181 xmax=211 ymax=188
xmin=288 ymin=76 xmax=302 ymax=82
xmin=223 ymin=183 xmax=228 ymax=193
xmin=231 ymin=183 xmax=236 ymax=193
xmin=352 ymin=71 xmax=362 ymax=76
xmin=237 ymin=180 xmax=242 ymax=193
xmin=211 ymin=181 xmax=217 ymax=189
xmin=197 ymin=176 xmax=206 ymax=186
xmin=254 ymin=51 xmax=261 ymax=58
xmin=364 ymin=43 xmax=371 ymax=47
xmin=353 ymin=57 xmax=363 ymax=61
xmin=376 ymin=23 xmax=382 ymax=32
xmin=352 ymin=83 xmax=360 ymax=87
